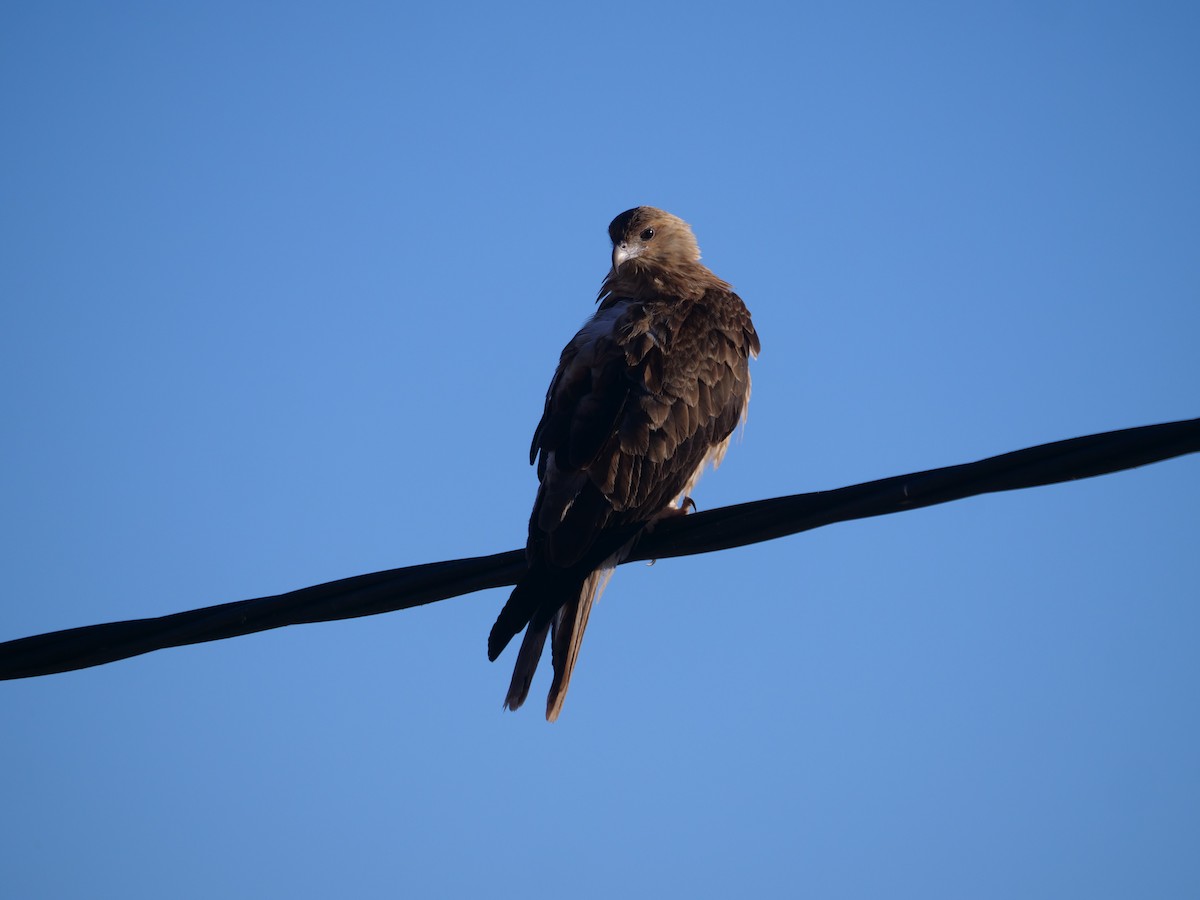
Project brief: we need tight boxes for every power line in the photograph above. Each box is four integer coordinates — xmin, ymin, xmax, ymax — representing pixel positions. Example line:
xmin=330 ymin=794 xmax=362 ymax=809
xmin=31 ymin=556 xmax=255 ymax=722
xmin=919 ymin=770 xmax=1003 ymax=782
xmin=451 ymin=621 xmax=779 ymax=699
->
xmin=1 ymin=417 xmax=1196 ymax=681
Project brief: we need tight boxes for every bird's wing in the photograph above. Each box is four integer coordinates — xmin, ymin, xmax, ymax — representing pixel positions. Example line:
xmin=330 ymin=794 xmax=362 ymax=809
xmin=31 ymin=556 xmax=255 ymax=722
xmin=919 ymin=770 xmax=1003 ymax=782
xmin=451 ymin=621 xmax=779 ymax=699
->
xmin=490 ymin=286 xmax=757 ymax=713
xmin=531 ymin=290 xmax=756 ymax=569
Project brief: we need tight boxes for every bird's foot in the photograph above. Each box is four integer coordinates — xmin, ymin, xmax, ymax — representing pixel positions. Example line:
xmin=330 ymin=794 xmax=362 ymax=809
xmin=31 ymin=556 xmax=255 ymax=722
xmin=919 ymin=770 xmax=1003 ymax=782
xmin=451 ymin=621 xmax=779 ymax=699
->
xmin=652 ymin=496 xmax=697 ymax=522
xmin=643 ymin=498 xmax=696 ymax=566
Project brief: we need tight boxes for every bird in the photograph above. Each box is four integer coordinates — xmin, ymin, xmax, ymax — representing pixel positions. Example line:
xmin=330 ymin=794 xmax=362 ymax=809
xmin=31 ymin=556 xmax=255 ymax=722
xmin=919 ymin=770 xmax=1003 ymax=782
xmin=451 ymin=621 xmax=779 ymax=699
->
xmin=487 ymin=207 xmax=759 ymax=720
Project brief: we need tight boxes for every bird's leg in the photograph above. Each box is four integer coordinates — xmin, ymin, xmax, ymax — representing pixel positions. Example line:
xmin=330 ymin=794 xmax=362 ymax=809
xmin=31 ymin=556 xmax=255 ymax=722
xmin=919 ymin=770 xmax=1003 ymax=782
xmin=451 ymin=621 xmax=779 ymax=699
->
xmin=649 ymin=496 xmax=697 ymax=525
xmin=642 ymin=498 xmax=696 ymax=566
xmin=661 ymin=495 xmax=698 ymax=518
xmin=672 ymin=496 xmax=700 ymax=518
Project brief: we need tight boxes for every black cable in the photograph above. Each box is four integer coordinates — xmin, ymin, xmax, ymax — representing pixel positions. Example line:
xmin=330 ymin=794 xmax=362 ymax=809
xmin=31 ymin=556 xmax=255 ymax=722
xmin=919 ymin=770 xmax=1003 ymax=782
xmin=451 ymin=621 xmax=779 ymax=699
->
xmin=1 ymin=417 xmax=1196 ymax=680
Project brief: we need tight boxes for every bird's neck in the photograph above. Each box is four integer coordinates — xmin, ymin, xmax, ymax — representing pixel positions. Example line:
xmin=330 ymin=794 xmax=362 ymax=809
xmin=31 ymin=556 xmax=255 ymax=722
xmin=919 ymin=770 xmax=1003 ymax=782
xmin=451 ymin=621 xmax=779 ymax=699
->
xmin=598 ymin=261 xmax=727 ymax=308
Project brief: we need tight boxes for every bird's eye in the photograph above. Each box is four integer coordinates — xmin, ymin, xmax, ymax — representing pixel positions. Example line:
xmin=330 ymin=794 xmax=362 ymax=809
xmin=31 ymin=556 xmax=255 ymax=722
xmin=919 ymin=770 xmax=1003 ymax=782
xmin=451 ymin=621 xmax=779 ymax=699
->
xmin=640 ymin=227 xmax=655 ymax=241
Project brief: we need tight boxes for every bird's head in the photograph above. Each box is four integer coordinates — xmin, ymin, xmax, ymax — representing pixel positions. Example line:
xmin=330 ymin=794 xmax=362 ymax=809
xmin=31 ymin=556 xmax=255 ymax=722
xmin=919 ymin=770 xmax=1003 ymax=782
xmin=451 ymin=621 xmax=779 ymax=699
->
xmin=608 ymin=207 xmax=702 ymax=274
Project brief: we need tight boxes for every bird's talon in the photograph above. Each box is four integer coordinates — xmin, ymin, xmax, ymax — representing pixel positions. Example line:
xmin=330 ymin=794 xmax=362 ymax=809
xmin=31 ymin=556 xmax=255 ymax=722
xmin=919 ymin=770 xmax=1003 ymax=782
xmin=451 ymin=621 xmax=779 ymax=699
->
xmin=654 ymin=496 xmax=697 ymax=520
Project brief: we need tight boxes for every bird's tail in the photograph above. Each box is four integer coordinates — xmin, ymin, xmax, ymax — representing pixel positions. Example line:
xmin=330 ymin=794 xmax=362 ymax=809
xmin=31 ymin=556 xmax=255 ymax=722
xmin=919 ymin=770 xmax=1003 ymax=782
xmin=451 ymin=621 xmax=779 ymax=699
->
xmin=489 ymin=563 xmax=615 ymax=721
xmin=546 ymin=567 xmax=614 ymax=721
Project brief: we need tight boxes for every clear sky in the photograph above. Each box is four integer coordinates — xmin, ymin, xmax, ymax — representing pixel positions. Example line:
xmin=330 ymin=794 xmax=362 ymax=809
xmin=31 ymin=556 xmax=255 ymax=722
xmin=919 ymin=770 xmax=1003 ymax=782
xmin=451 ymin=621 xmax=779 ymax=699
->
xmin=2 ymin=3 xmax=1198 ymax=898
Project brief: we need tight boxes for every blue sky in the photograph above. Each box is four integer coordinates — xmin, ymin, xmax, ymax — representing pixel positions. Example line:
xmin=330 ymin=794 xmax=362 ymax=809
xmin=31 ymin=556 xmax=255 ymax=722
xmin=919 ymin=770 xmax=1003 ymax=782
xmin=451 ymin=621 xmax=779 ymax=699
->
xmin=2 ymin=3 xmax=1198 ymax=897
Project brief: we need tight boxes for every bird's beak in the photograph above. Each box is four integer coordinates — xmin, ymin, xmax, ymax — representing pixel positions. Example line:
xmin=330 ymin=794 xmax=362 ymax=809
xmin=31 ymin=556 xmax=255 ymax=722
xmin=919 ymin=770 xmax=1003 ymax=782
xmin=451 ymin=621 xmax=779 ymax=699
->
xmin=612 ymin=242 xmax=634 ymax=270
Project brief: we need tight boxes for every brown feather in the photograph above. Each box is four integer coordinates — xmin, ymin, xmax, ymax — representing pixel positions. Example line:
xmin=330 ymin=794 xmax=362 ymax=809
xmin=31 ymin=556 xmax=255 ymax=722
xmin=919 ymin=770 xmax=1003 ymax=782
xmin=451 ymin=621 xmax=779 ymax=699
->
xmin=488 ymin=207 xmax=759 ymax=719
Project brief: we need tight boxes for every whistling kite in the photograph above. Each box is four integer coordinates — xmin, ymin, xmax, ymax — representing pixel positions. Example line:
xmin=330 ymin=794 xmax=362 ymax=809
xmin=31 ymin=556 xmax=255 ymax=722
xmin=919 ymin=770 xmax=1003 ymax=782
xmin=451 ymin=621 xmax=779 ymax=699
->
xmin=488 ymin=207 xmax=759 ymax=720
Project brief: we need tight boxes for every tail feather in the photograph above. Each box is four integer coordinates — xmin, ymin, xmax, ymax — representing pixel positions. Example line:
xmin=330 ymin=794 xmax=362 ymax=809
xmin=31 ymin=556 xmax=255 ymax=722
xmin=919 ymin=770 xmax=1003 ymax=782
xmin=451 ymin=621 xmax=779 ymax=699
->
xmin=503 ymin=618 xmax=550 ymax=711
xmin=491 ymin=564 xmax=608 ymax=720
xmin=488 ymin=579 xmax=535 ymax=663
xmin=546 ymin=567 xmax=614 ymax=721
xmin=492 ymin=564 xmax=590 ymax=712
xmin=488 ymin=563 xmax=582 ymax=662
xmin=491 ymin=535 xmax=641 ymax=720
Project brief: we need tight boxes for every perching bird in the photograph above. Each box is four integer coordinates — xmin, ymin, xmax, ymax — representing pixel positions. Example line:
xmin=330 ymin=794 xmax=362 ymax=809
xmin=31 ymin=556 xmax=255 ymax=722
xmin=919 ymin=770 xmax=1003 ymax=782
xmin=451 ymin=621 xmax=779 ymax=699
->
xmin=488 ymin=207 xmax=759 ymax=720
